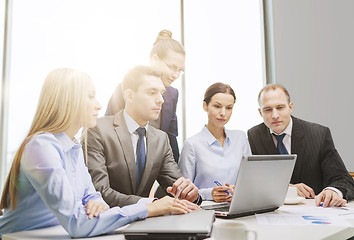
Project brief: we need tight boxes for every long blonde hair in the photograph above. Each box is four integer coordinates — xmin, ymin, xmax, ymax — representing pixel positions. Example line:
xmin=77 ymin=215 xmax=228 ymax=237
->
xmin=150 ymin=29 xmax=185 ymax=59
xmin=0 ymin=68 xmax=91 ymax=210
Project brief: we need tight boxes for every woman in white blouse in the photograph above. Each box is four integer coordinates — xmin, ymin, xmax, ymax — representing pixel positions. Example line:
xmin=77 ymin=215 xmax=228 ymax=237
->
xmin=179 ymin=82 xmax=251 ymax=202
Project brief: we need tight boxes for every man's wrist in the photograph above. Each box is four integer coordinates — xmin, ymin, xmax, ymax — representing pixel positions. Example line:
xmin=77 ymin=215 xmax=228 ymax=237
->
xmin=324 ymin=187 xmax=343 ymax=198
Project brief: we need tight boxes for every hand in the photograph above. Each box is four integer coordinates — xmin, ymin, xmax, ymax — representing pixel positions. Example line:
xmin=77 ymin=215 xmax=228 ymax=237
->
xmin=212 ymin=183 xmax=234 ymax=202
xmin=166 ymin=177 xmax=199 ymax=202
xmin=85 ymin=200 xmax=109 ymax=219
xmin=179 ymin=199 xmax=202 ymax=211
xmin=315 ymin=189 xmax=347 ymax=207
xmin=146 ymin=196 xmax=201 ymax=217
xmin=291 ymin=183 xmax=315 ymax=198
xmin=225 ymin=183 xmax=235 ymax=195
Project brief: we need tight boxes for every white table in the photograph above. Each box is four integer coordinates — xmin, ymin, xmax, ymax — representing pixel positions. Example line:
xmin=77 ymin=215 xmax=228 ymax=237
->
xmin=3 ymin=199 xmax=354 ymax=240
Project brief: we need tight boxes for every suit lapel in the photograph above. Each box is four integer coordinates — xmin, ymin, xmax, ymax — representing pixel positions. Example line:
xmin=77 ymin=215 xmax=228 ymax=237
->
xmin=261 ymin=125 xmax=279 ymax=154
xmin=114 ymin=112 xmax=137 ymax=193
xmin=137 ymin=126 xmax=156 ymax=195
xmin=290 ymin=117 xmax=305 ymax=181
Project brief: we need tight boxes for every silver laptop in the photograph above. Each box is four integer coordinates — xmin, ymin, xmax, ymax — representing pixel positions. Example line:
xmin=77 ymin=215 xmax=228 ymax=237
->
xmin=123 ymin=209 xmax=215 ymax=240
xmin=202 ymin=154 xmax=297 ymax=218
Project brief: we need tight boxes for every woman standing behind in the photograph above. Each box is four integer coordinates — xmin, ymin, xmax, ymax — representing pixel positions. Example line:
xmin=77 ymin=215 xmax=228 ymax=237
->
xmin=106 ymin=29 xmax=184 ymax=162
xmin=0 ymin=68 xmax=197 ymax=238
xmin=179 ymin=83 xmax=251 ymax=202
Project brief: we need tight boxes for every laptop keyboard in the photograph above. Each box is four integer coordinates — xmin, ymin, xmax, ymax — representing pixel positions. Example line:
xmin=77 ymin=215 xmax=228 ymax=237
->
xmin=202 ymin=203 xmax=230 ymax=212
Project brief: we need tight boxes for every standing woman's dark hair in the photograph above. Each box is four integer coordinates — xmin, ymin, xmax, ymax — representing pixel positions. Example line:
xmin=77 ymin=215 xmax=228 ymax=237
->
xmin=203 ymin=82 xmax=236 ymax=105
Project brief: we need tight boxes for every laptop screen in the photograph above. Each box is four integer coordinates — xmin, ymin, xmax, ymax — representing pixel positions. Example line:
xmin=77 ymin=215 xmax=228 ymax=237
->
xmin=203 ymin=154 xmax=297 ymax=218
xmin=228 ymin=154 xmax=297 ymax=216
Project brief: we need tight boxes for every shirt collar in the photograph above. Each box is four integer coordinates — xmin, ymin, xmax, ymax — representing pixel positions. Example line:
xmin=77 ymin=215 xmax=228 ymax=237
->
xmin=201 ymin=125 xmax=230 ymax=146
xmin=224 ymin=129 xmax=231 ymax=143
xmin=269 ymin=117 xmax=293 ymax=136
xmin=54 ymin=132 xmax=81 ymax=153
xmin=123 ymin=110 xmax=149 ymax=135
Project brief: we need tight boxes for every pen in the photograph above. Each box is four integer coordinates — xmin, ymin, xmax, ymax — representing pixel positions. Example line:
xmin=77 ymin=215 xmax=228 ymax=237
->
xmin=319 ymin=202 xmax=349 ymax=210
xmin=214 ymin=180 xmax=232 ymax=196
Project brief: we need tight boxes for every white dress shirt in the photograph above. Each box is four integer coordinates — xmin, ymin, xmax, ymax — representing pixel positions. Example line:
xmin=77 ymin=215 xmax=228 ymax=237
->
xmin=269 ymin=117 xmax=293 ymax=154
xmin=122 ymin=110 xmax=154 ymax=204
xmin=123 ymin=110 xmax=148 ymax=162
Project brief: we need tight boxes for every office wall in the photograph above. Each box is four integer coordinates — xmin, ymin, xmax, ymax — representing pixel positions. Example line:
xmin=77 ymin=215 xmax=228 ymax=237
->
xmin=267 ymin=0 xmax=354 ymax=170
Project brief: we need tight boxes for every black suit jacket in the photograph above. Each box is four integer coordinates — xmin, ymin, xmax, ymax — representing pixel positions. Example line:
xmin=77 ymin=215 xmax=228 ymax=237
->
xmin=160 ymin=86 xmax=179 ymax=162
xmin=247 ymin=116 xmax=354 ymax=200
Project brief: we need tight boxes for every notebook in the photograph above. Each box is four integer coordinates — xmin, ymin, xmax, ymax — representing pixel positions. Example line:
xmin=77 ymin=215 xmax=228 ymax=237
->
xmin=123 ymin=209 xmax=215 ymax=240
xmin=202 ymin=154 xmax=297 ymax=218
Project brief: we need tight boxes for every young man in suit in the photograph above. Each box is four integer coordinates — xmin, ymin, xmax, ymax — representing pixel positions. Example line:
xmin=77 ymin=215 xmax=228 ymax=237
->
xmin=248 ymin=84 xmax=354 ymax=207
xmin=105 ymin=83 xmax=179 ymax=162
xmin=85 ymin=66 xmax=201 ymax=208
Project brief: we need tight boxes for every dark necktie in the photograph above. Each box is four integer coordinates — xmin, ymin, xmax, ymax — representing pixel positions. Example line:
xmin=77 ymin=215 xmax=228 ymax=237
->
xmin=136 ymin=127 xmax=146 ymax=188
xmin=273 ymin=133 xmax=289 ymax=154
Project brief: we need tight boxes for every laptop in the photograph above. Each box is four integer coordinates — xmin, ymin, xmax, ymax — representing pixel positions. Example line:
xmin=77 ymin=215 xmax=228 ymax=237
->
xmin=202 ymin=154 xmax=297 ymax=218
xmin=123 ymin=209 xmax=215 ymax=240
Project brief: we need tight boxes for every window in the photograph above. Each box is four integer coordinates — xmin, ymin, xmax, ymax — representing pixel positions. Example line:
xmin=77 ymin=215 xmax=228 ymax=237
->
xmin=2 ymin=0 xmax=181 ymax=190
xmin=183 ymin=0 xmax=264 ymax=138
xmin=0 ymin=1 xmax=264 ymax=191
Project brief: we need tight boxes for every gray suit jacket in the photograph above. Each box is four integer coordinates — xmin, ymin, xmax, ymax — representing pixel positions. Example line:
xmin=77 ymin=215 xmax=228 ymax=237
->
xmin=247 ymin=116 xmax=354 ymax=200
xmin=84 ymin=111 xmax=182 ymax=207
xmin=105 ymin=83 xmax=180 ymax=162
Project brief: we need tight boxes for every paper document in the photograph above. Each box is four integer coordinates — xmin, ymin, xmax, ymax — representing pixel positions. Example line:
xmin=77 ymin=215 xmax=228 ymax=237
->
xmin=256 ymin=205 xmax=354 ymax=226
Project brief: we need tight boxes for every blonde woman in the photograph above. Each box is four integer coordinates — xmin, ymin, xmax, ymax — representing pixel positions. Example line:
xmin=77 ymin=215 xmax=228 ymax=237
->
xmin=179 ymin=83 xmax=251 ymax=202
xmin=106 ymin=30 xmax=184 ymax=162
xmin=0 ymin=68 xmax=197 ymax=238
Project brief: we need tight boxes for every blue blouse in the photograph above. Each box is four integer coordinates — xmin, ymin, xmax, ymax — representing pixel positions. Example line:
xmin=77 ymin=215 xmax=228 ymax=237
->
xmin=0 ymin=132 xmax=148 ymax=238
xmin=179 ymin=126 xmax=251 ymax=200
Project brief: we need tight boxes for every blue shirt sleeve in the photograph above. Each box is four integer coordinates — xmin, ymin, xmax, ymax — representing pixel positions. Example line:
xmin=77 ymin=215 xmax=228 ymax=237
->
xmin=21 ymin=134 xmax=148 ymax=238
xmin=179 ymin=140 xmax=213 ymax=199
xmin=179 ymin=140 xmax=196 ymax=182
